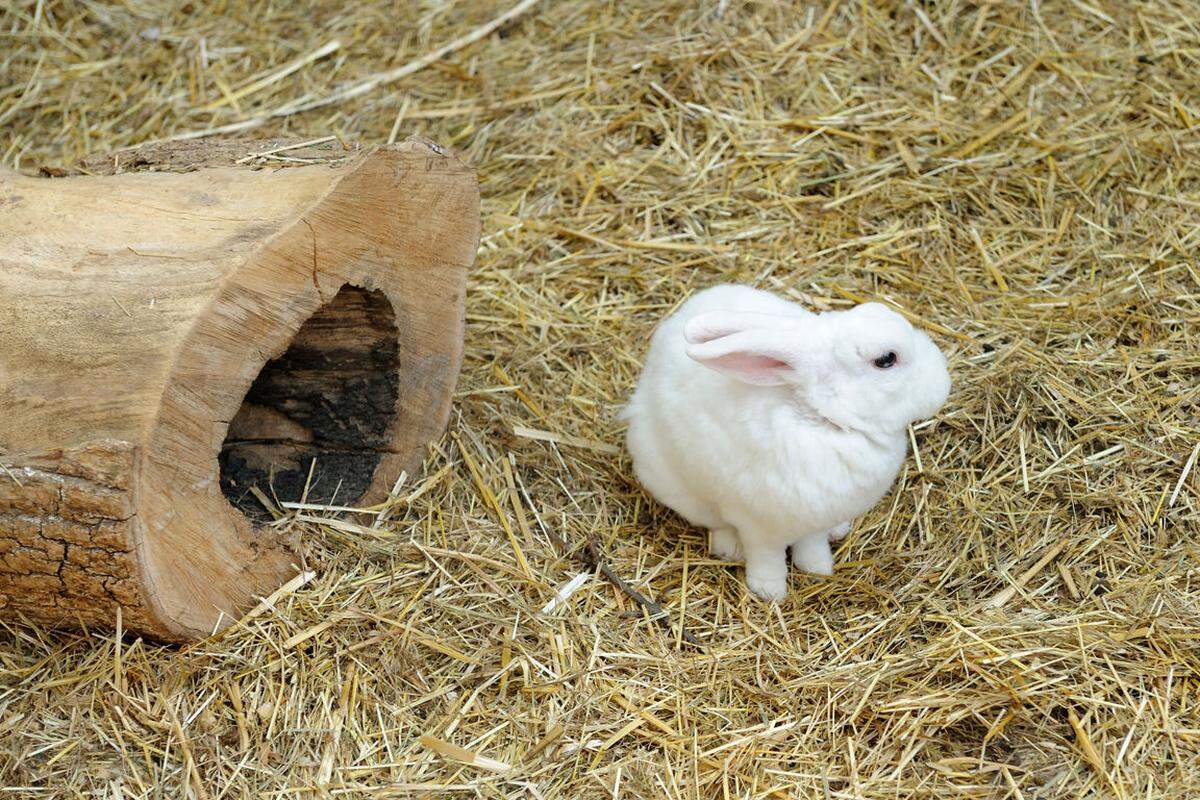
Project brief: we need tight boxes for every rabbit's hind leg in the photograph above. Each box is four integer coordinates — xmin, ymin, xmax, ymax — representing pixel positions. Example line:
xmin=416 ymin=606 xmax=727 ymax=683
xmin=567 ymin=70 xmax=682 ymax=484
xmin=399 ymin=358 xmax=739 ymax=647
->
xmin=630 ymin=439 xmax=723 ymax=532
xmin=825 ymin=521 xmax=852 ymax=541
xmin=790 ymin=533 xmax=834 ymax=576
xmin=708 ymin=527 xmax=743 ymax=561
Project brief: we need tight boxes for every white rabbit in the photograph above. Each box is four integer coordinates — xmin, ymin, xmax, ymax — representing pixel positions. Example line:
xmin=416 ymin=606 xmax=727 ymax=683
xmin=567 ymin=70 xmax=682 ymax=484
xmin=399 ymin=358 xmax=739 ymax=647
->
xmin=623 ymin=284 xmax=950 ymax=601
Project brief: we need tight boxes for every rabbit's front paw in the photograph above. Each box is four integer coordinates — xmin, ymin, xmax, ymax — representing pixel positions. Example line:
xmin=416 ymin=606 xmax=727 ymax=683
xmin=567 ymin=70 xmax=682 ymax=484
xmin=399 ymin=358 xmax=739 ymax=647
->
xmin=745 ymin=571 xmax=788 ymax=601
xmin=744 ymin=549 xmax=789 ymax=601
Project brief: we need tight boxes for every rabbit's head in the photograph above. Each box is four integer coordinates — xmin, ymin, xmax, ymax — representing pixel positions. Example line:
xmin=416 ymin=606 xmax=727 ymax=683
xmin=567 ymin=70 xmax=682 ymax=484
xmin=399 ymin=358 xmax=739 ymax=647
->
xmin=684 ymin=302 xmax=950 ymax=435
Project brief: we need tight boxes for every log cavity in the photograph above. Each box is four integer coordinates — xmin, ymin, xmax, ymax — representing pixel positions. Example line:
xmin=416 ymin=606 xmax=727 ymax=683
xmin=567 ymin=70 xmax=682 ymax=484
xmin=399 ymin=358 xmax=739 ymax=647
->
xmin=219 ymin=285 xmax=400 ymax=520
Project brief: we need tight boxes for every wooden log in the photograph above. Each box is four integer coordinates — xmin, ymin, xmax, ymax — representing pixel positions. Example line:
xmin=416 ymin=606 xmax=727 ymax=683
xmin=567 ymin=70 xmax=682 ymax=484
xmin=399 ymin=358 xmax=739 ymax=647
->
xmin=0 ymin=137 xmax=480 ymax=641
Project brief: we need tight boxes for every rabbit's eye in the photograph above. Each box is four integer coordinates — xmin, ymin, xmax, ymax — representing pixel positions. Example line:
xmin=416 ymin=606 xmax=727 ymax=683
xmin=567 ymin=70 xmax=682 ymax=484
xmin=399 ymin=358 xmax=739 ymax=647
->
xmin=873 ymin=351 xmax=898 ymax=369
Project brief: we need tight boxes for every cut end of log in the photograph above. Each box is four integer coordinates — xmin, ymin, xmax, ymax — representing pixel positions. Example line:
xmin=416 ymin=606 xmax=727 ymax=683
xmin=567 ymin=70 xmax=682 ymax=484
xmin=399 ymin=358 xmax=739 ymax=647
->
xmin=0 ymin=137 xmax=481 ymax=641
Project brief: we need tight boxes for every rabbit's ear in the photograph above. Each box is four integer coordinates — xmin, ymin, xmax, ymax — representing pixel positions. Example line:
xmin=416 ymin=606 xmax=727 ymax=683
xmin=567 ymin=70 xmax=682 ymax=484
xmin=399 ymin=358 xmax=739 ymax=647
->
xmin=684 ymin=311 xmax=804 ymax=345
xmin=684 ymin=311 xmax=812 ymax=385
xmin=685 ymin=328 xmax=799 ymax=386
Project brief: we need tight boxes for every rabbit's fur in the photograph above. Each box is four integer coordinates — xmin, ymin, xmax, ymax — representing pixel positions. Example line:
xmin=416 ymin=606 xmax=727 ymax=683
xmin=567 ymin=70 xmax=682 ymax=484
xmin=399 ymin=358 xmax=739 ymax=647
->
xmin=624 ymin=285 xmax=951 ymax=600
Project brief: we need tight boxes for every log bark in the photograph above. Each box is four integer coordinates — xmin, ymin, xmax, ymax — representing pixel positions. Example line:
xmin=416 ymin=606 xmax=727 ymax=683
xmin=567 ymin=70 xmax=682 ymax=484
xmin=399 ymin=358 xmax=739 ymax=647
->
xmin=0 ymin=137 xmax=480 ymax=640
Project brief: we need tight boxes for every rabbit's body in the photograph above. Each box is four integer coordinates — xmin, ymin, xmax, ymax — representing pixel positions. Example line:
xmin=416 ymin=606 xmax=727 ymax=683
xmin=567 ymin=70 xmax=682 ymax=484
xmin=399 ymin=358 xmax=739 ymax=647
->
xmin=624 ymin=285 xmax=950 ymax=600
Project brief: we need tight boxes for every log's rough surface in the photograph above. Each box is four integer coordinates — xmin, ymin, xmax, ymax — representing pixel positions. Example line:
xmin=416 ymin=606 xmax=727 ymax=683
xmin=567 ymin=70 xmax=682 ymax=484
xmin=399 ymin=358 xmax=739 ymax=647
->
xmin=0 ymin=441 xmax=152 ymax=633
xmin=0 ymin=137 xmax=480 ymax=640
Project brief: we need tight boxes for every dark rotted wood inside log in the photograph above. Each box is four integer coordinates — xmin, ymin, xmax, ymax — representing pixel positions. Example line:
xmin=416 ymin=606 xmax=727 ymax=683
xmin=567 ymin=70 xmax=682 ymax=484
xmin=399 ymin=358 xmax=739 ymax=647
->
xmin=219 ymin=285 xmax=401 ymax=518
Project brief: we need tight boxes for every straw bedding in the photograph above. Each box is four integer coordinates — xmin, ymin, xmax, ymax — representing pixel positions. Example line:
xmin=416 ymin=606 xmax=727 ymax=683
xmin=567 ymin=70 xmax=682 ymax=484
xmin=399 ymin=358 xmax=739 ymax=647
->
xmin=2 ymin=1 xmax=1199 ymax=797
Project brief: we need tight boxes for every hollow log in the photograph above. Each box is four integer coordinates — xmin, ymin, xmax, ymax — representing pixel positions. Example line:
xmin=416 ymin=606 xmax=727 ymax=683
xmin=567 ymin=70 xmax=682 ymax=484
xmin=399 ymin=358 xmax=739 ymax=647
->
xmin=0 ymin=137 xmax=480 ymax=641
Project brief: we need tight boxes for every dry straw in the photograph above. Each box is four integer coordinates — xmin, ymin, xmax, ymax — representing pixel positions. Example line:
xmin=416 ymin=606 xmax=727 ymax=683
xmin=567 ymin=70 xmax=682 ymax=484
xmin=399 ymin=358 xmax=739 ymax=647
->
xmin=2 ymin=1 xmax=1199 ymax=797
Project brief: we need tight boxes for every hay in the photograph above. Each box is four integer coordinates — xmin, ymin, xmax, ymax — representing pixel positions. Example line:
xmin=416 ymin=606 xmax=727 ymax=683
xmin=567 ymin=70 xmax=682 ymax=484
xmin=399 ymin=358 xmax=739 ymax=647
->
xmin=2 ymin=0 xmax=1199 ymax=797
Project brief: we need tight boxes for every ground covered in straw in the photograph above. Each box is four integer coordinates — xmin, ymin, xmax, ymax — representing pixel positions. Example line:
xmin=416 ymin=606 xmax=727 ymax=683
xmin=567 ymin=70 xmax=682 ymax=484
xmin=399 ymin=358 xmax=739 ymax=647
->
xmin=3 ymin=1 xmax=1200 ymax=797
